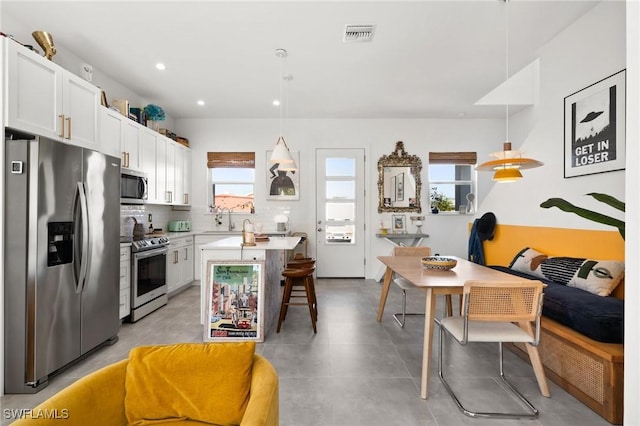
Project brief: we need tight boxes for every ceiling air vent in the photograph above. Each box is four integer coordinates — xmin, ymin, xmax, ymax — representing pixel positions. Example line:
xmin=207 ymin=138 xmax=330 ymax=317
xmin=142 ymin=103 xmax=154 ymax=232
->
xmin=343 ymin=24 xmax=376 ymax=43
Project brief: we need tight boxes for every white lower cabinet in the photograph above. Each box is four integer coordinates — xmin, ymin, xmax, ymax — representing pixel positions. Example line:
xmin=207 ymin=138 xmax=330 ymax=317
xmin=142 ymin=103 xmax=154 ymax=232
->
xmin=119 ymin=246 xmax=131 ymax=319
xmin=167 ymin=236 xmax=194 ymax=294
xmin=194 ymin=234 xmax=237 ymax=280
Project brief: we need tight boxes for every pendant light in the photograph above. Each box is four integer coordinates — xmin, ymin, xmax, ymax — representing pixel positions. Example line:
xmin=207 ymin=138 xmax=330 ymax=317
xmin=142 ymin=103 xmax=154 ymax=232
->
xmin=476 ymin=0 xmax=542 ymax=182
xmin=269 ymin=49 xmax=297 ymax=171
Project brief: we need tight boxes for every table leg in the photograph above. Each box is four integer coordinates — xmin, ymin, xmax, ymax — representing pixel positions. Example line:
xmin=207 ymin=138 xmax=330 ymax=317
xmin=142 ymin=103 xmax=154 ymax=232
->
xmin=421 ymin=288 xmax=437 ymax=399
xmin=376 ymin=267 xmax=393 ymax=321
xmin=519 ymin=321 xmax=551 ymax=397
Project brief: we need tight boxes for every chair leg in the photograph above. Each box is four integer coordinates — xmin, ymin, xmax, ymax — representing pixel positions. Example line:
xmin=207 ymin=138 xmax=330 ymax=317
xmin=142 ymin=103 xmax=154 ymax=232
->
xmin=392 ymin=289 xmax=407 ymax=327
xmin=436 ymin=321 xmax=539 ymax=419
xmin=394 ymin=292 xmax=453 ymax=328
xmin=276 ymin=278 xmax=293 ymax=333
xmin=304 ymin=277 xmax=317 ymax=333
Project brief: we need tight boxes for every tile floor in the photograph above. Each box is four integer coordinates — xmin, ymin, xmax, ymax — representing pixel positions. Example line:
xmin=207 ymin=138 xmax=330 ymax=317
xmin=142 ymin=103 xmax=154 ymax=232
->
xmin=1 ymin=278 xmax=612 ymax=425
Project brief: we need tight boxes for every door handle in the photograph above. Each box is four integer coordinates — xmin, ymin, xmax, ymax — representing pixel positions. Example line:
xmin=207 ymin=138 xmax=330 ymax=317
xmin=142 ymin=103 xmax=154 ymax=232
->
xmin=65 ymin=116 xmax=72 ymax=139
xmin=58 ymin=114 xmax=65 ymax=138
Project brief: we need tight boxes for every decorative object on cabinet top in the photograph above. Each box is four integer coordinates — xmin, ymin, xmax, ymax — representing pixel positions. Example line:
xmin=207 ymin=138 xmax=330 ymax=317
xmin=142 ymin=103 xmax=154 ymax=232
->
xmin=143 ymin=104 xmax=166 ymax=121
xmin=32 ymin=30 xmax=56 ymax=60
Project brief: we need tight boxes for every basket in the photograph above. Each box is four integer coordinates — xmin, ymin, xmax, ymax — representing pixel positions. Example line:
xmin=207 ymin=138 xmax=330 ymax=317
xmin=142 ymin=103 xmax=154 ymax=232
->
xmin=421 ymin=256 xmax=457 ymax=270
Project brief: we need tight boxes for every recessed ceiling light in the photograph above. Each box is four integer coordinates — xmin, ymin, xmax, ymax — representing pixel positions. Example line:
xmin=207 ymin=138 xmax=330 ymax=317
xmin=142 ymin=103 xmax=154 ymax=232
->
xmin=272 ymin=100 xmax=281 ymax=106
xmin=155 ymin=63 xmax=166 ymax=71
xmin=197 ymin=100 xmax=205 ymax=106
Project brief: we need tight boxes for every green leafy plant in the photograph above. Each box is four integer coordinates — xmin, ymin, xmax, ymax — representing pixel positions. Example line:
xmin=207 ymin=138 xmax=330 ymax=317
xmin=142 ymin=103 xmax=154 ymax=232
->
xmin=540 ymin=193 xmax=625 ymax=239
xmin=430 ymin=187 xmax=455 ymax=212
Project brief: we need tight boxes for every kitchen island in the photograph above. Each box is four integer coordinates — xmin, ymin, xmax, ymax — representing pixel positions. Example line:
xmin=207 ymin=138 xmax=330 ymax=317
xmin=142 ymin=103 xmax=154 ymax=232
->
xmin=200 ymin=236 xmax=301 ymax=341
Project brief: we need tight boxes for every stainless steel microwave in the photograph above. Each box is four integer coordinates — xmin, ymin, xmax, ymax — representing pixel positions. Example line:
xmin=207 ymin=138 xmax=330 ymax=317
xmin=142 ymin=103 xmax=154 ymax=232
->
xmin=120 ymin=168 xmax=148 ymax=204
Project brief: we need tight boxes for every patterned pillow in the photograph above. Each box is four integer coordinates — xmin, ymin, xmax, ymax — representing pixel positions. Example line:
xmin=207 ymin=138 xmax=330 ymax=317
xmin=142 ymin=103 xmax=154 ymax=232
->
xmin=509 ymin=247 xmax=624 ymax=296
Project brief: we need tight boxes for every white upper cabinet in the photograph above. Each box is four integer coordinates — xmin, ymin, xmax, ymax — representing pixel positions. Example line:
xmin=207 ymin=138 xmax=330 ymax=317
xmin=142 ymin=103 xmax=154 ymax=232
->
xmin=139 ymin=128 xmax=159 ymax=202
xmin=99 ymin=107 xmax=123 ymax=158
xmin=121 ymin=119 xmax=141 ymax=170
xmin=5 ymin=39 xmax=99 ymax=149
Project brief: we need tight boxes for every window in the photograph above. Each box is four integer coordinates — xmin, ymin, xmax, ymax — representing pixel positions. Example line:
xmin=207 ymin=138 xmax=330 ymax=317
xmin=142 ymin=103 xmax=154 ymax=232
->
xmin=428 ymin=152 xmax=477 ymax=213
xmin=207 ymin=152 xmax=255 ymax=213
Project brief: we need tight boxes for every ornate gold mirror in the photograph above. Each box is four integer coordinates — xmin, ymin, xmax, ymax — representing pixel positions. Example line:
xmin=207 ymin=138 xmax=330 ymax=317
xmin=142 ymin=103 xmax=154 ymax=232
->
xmin=377 ymin=141 xmax=422 ymax=213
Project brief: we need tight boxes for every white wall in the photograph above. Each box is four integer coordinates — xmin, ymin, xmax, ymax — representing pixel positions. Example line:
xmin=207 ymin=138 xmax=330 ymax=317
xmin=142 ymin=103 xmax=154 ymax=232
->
xmin=625 ymin=2 xmax=639 ymax=424
xmin=479 ymin=1 xmax=626 ymax=230
xmin=176 ymin=117 xmax=503 ymax=278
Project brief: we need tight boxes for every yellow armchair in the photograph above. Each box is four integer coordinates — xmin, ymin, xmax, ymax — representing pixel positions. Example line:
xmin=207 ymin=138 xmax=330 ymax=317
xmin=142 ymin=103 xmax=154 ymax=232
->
xmin=12 ymin=343 xmax=278 ymax=426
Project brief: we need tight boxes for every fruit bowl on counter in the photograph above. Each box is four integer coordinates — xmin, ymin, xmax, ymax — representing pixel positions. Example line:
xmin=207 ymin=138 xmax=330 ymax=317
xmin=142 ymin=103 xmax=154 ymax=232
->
xmin=421 ymin=256 xmax=457 ymax=270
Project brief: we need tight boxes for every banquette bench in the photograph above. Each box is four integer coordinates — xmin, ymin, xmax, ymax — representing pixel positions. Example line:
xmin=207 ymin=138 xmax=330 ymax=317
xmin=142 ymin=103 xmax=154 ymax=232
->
xmin=482 ymin=224 xmax=624 ymax=425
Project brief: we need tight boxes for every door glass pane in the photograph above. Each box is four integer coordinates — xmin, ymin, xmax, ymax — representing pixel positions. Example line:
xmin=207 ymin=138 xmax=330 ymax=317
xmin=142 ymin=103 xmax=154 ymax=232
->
xmin=326 ymin=158 xmax=355 ymax=177
xmin=325 ymin=224 xmax=354 ymax=244
xmin=326 ymin=181 xmax=355 ymax=199
xmin=326 ymin=202 xmax=354 ymax=221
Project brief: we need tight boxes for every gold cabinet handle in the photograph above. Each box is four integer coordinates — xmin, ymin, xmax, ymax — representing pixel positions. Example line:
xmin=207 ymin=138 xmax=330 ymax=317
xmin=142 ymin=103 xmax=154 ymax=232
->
xmin=184 ymin=193 xmax=189 ymax=204
xmin=184 ymin=248 xmax=188 ymax=261
xmin=58 ymin=115 xmax=65 ymax=138
xmin=174 ymin=250 xmax=179 ymax=264
xmin=65 ymin=117 xmax=72 ymax=139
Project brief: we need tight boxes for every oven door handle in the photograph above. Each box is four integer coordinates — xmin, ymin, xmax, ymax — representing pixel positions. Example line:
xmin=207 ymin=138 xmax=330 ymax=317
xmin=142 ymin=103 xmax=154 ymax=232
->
xmin=133 ymin=247 xmax=168 ymax=260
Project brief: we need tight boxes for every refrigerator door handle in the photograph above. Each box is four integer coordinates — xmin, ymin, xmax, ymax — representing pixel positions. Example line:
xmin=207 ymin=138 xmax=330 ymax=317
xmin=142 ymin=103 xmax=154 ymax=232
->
xmin=74 ymin=182 xmax=90 ymax=293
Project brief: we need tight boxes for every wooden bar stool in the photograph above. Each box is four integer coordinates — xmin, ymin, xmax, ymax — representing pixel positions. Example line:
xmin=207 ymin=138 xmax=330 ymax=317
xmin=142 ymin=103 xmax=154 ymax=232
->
xmin=285 ymin=258 xmax=317 ymax=318
xmin=277 ymin=263 xmax=317 ymax=333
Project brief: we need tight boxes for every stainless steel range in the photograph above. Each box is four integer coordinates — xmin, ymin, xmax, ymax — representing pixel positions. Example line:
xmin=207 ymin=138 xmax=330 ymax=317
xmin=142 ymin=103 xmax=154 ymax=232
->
xmin=130 ymin=235 xmax=170 ymax=322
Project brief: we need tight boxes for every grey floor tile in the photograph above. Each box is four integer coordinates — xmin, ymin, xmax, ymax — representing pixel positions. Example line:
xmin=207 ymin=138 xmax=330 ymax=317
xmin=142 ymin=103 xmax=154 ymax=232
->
xmin=332 ymin=377 xmax=435 ymax=425
xmin=330 ymin=344 xmax=410 ymax=379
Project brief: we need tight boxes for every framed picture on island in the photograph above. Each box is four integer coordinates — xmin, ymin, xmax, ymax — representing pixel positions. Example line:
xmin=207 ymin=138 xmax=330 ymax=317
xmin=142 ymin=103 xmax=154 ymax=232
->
xmin=564 ymin=70 xmax=626 ymax=178
xmin=204 ymin=260 xmax=265 ymax=342
xmin=266 ymin=150 xmax=300 ymax=200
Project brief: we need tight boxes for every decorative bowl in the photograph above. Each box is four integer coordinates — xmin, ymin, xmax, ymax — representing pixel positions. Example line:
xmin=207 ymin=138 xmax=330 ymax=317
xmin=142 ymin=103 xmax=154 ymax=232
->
xmin=421 ymin=256 xmax=457 ymax=270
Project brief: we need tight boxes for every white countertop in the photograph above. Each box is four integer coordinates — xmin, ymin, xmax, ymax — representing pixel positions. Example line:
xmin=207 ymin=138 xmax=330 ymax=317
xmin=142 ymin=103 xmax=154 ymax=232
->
xmin=201 ymin=236 xmax=300 ymax=250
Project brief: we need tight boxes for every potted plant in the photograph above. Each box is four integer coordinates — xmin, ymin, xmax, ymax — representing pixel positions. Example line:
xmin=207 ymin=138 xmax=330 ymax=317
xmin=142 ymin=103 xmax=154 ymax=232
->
xmin=430 ymin=187 xmax=454 ymax=213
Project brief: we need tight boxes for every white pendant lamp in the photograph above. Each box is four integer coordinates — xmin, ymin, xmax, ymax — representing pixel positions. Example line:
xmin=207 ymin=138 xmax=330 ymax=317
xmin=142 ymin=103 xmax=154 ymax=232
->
xmin=476 ymin=0 xmax=542 ymax=182
xmin=270 ymin=136 xmax=295 ymax=165
xmin=270 ymin=49 xmax=297 ymax=171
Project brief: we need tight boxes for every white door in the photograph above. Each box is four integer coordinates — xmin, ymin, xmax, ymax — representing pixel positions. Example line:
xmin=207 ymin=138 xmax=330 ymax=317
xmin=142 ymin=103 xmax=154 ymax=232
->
xmin=315 ymin=149 xmax=365 ymax=277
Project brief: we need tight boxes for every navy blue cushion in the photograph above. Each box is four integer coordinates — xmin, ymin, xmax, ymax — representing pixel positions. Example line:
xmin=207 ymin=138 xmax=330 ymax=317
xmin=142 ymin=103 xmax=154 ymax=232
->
xmin=489 ymin=266 xmax=624 ymax=344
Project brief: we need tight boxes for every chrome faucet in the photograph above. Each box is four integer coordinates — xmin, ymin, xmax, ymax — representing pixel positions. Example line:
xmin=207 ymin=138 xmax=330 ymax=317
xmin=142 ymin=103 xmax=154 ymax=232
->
xmin=216 ymin=207 xmax=234 ymax=231
xmin=227 ymin=208 xmax=235 ymax=231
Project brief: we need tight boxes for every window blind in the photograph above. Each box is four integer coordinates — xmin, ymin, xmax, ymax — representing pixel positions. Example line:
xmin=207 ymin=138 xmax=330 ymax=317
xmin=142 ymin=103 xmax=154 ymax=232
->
xmin=428 ymin=152 xmax=477 ymax=165
xmin=207 ymin=152 xmax=255 ymax=168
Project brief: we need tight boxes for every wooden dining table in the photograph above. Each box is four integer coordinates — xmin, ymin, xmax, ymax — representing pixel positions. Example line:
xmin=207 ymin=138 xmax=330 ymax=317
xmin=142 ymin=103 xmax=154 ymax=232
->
xmin=376 ymin=255 xmax=549 ymax=399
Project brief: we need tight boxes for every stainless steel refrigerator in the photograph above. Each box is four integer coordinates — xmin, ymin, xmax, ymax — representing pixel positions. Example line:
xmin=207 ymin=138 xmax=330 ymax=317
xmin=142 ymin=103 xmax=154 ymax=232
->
xmin=4 ymin=131 xmax=121 ymax=393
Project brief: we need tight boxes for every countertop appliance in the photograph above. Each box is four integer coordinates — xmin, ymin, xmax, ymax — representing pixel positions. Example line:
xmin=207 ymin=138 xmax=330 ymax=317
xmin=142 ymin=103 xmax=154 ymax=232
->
xmin=168 ymin=220 xmax=191 ymax=232
xmin=129 ymin=235 xmax=170 ymax=322
xmin=4 ymin=130 xmax=121 ymax=393
xmin=120 ymin=167 xmax=148 ymax=204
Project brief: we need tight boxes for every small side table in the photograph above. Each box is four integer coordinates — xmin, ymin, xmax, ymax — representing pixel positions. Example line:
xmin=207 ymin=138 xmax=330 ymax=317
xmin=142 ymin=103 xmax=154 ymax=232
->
xmin=374 ymin=233 xmax=430 ymax=281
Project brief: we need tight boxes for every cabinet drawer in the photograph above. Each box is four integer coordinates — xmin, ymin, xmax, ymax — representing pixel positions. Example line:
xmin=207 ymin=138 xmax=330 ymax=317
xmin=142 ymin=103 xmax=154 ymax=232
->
xmin=119 ymin=289 xmax=130 ymax=320
xmin=120 ymin=246 xmax=131 ymax=261
xmin=119 ymin=263 xmax=130 ymax=290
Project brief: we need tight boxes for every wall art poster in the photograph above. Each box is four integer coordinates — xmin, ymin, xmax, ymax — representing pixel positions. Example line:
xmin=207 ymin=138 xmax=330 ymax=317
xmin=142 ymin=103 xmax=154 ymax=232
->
xmin=564 ymin=70 xmax=626 ymax=178
xmin=204 ymin=261 xmax=264 ymax=342
xmin=266 ymin=150 xmax=300 ymax=200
